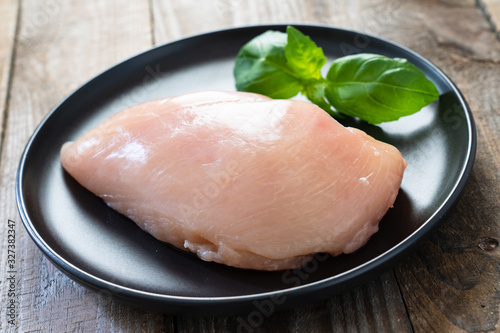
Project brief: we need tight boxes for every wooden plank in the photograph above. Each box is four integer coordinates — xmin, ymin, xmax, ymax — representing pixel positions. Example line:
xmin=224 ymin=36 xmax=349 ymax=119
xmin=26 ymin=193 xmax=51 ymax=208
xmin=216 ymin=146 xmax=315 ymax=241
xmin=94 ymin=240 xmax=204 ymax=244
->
xmin=150 ymin=0 xmax=348 ymax=45
xmin=391 ymin=0 xmax=500 ymax=331
xmin=0 ymin=0 xmax=18 ymax=144
xmin=479 ymin=0 xmax=500 ymax=38
xmin=1 ymin=0 xmax=498 ymax=331
xmin=396 ymin=178 xmax=500 ymax=332
xmin=0 ymin=1 xmax=20 ymax=331
xmin=0 ymin=0 xmax=168 ymax=332
xmin=174 ymin=271 xmax=412 ymax=332
xmin=395 ymin=64 xmax=500 ymax=330
xmin=150 ymin=0 xmax=405 ymax=46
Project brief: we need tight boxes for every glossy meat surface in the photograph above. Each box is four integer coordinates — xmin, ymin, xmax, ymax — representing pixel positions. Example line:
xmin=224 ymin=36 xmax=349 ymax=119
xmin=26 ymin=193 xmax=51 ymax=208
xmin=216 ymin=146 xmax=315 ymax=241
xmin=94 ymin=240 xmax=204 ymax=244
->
xmin=60 ymin=91 xmax=407 ymax=271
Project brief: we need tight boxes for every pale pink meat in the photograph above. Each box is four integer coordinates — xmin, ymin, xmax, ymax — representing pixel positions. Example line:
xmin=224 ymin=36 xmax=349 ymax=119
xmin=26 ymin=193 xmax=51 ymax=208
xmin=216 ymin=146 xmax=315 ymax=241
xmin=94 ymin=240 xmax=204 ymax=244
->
xmin=60 ymin=91 xmax=407 ymax=271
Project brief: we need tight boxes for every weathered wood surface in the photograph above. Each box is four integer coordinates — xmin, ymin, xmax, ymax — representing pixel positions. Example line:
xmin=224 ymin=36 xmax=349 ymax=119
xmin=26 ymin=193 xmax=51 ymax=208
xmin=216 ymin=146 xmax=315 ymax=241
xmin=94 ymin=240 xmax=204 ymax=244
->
xmin=0 ymin=0 xmax=18 ymax=142
xmin=480 ymin=0 xmax=500 ymax=38
xmin=1 ymin=0 xmax=499 ymax=332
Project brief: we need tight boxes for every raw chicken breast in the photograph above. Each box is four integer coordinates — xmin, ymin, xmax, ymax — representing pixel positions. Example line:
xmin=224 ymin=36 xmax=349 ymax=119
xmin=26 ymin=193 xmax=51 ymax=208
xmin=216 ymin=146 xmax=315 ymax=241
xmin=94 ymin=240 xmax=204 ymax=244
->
xmin=60 ymin=91 xmax=407 ymax=271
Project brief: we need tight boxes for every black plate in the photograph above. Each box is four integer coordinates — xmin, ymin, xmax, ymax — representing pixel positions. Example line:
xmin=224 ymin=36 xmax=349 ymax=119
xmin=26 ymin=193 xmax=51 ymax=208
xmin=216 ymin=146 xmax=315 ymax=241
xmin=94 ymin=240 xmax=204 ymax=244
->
xmin=16 ymin=25 xmax=476 ymax=316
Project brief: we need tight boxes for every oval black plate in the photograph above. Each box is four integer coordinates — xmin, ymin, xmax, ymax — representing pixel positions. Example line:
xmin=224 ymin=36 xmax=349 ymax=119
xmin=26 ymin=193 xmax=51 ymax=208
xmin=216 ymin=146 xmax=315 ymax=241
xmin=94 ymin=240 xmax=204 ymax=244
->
xmin=16 ymin=25 xmax=476 ymax=316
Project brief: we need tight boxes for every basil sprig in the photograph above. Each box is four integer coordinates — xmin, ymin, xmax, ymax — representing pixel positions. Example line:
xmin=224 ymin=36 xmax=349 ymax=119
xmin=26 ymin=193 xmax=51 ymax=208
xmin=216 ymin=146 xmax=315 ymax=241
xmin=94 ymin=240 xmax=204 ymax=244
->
xmin=234 ymin=26 xmax=439 ymax=125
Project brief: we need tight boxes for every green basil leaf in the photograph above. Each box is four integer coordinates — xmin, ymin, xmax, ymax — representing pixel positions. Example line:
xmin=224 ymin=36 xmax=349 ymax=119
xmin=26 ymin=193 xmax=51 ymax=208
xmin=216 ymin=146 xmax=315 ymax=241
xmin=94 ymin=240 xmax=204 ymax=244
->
xmin=234 ymin=30 xmax=302 ymax=99
xmin=302 ymin=81 xmax=342 ymax=117
xmin=285 ymin=26 xmax=326 ymax=80
xmin=234 ymin=27 xmax=440 ymax=125
xmin=325 ymin=53 xmax=439 ymax=124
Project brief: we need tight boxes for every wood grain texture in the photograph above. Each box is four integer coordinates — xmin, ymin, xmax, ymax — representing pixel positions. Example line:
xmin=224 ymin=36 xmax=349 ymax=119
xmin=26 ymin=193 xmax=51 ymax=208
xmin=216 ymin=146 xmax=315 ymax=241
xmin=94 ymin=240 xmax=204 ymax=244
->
xmin=150 ymin=0 xmax=411 ymax=46
xmin=390 ymin=0 xmax=500 ymax=332
xmin=0 ymin=0 xmax=164 ymax=332
xmin=173 ymin=272 xmax=411 ymax=333
xmin=480 ymin=0 xmax=500 ymax=37
xmin=0 ymin=0 xmax=19 ymax=144
xmin=1 ymin=0 xmax=499 ymax=332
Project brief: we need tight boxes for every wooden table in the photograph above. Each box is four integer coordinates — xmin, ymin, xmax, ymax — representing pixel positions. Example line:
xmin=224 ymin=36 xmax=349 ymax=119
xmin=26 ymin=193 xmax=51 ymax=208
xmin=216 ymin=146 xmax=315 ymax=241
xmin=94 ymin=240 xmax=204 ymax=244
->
xmin=1 ymin=0 xmax=499 ymax=332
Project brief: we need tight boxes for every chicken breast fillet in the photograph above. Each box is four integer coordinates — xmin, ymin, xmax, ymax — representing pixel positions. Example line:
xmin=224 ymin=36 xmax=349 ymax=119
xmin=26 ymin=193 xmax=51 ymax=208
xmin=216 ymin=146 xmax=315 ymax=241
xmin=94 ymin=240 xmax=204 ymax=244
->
xmin=60 ymin=91 xmax=407 ymax=271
